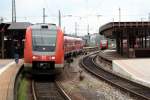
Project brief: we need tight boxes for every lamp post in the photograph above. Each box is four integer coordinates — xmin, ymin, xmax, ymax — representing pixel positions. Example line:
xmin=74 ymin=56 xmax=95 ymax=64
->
xmin=43 ymin=8 xmax=46 ymax=23
xmin=12 ymin=0 xmax=16 ymax=22
xmin=0 ymin=17 xmax=4 ymax=23
xmin=58 ymin=10 xmax=61 ymax=27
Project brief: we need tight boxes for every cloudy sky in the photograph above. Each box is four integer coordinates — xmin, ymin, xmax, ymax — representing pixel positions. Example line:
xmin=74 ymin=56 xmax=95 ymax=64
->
xmin=0 ymin=0 xmax=150 ymax=36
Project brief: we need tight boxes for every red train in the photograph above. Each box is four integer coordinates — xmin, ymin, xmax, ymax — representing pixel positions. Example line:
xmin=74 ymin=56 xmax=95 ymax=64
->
xmin=24 ymin=23 xmax=84 ymax=75
xmin=64 ymin=35 xmax=84 ymax=58
xmin=100 ymin=39 xmax=108 ymax=49
xmin=89 ymin=33 xmax=108 ymax=49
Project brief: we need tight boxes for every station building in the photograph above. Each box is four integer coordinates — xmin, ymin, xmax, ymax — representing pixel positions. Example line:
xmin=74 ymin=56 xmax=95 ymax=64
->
xmin=0 ymin=22 xmax=31 ymax=58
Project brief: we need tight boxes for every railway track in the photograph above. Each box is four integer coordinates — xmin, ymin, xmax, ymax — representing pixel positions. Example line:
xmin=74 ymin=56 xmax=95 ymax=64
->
xmin=80 ymin=53 xmax=150 ymax=100
xmin=32 ymin=79 xmax=71 ymax=100
xmin=98 ymin=51 xmax=112 ymax=66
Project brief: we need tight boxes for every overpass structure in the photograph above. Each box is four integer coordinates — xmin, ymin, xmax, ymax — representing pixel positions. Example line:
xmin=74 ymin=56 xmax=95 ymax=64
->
xmin=99 ymin=22 xmax=150 ymax=58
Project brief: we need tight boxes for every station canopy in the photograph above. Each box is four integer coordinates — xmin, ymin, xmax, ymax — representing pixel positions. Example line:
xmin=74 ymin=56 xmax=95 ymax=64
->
xmin=8 ymin=22 xmax=31 ymax=30
xmin=99 ymin=21 xmax=150 ymax=58
xmin=99 ymin=22 xmax=150 ymax=38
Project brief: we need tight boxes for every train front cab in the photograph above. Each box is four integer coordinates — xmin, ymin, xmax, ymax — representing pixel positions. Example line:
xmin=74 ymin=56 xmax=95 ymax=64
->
xmin=24 ymin=24 xmax=64 ymax=75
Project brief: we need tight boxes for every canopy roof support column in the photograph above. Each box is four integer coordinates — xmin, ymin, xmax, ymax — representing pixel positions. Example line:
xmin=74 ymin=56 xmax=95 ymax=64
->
xmin=1 ymin=32 xmax=4 ymax=58
xmin=127 ymin=30 xmax=130 ymax=57
xmin=120 ymin=30 xmax=123 ymax=56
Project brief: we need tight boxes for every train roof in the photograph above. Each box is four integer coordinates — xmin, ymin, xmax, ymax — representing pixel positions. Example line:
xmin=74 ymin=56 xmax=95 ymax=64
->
xmin=64 ymin=35 xmax=83 ymax=41
xmin=30 ymin=23 xmax=57 ymax=30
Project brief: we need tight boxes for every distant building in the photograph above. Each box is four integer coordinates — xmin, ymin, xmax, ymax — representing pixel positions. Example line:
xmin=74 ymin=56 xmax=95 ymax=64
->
xmin=0 ymin=17 xmax=3 ymax=23
xmin=82 ymin=34 xmax=90 ymax=46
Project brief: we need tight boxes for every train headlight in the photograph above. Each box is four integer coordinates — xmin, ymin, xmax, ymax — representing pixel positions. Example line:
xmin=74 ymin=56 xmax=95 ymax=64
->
xmin=51 ymin=56 xmax=55 ymax=60
xmin=32 ymin=56 xmax=38 ymax=60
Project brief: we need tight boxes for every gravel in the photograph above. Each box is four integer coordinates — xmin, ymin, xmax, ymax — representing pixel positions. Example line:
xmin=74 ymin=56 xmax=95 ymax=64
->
xmin=57 ymin=55 xmax=139 ymax=100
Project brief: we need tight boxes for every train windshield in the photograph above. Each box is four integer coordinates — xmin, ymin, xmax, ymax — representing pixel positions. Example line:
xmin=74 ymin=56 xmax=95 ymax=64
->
xmin=32 ymin=29 xmax=57 ymax=52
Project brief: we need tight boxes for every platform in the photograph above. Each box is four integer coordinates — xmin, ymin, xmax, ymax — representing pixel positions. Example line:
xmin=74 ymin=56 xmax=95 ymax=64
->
xmin=100 ymin=49 xmax=123 ymax=59
xmin=0 ymin=59 xmax=23 ymax=100
xmin=0 ymin=60 xmax=14 ymax=75
xmin=113 ymin=59 xmax=150 ymax=88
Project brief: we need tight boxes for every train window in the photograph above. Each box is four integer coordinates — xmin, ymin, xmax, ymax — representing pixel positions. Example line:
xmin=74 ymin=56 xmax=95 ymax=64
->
xmin=32 ymin=29 xmax=57 ymax=52
xmin=49 ymin=25 xmax=57 ymax=30
xmin=41 ymin=25 xmax=48 ymax=29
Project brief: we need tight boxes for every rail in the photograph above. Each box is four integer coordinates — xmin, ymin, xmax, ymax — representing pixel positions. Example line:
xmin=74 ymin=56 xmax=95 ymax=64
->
xmin=80 ymin=53 xmax=150 ymax=100
xmin=32 ymin=79 xmax=71 ymax=100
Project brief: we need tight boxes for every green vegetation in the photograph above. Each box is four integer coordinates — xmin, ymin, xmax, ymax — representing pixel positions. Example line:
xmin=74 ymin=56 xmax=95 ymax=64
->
xmin=17 ymin=78 xmax=29 ymax=100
